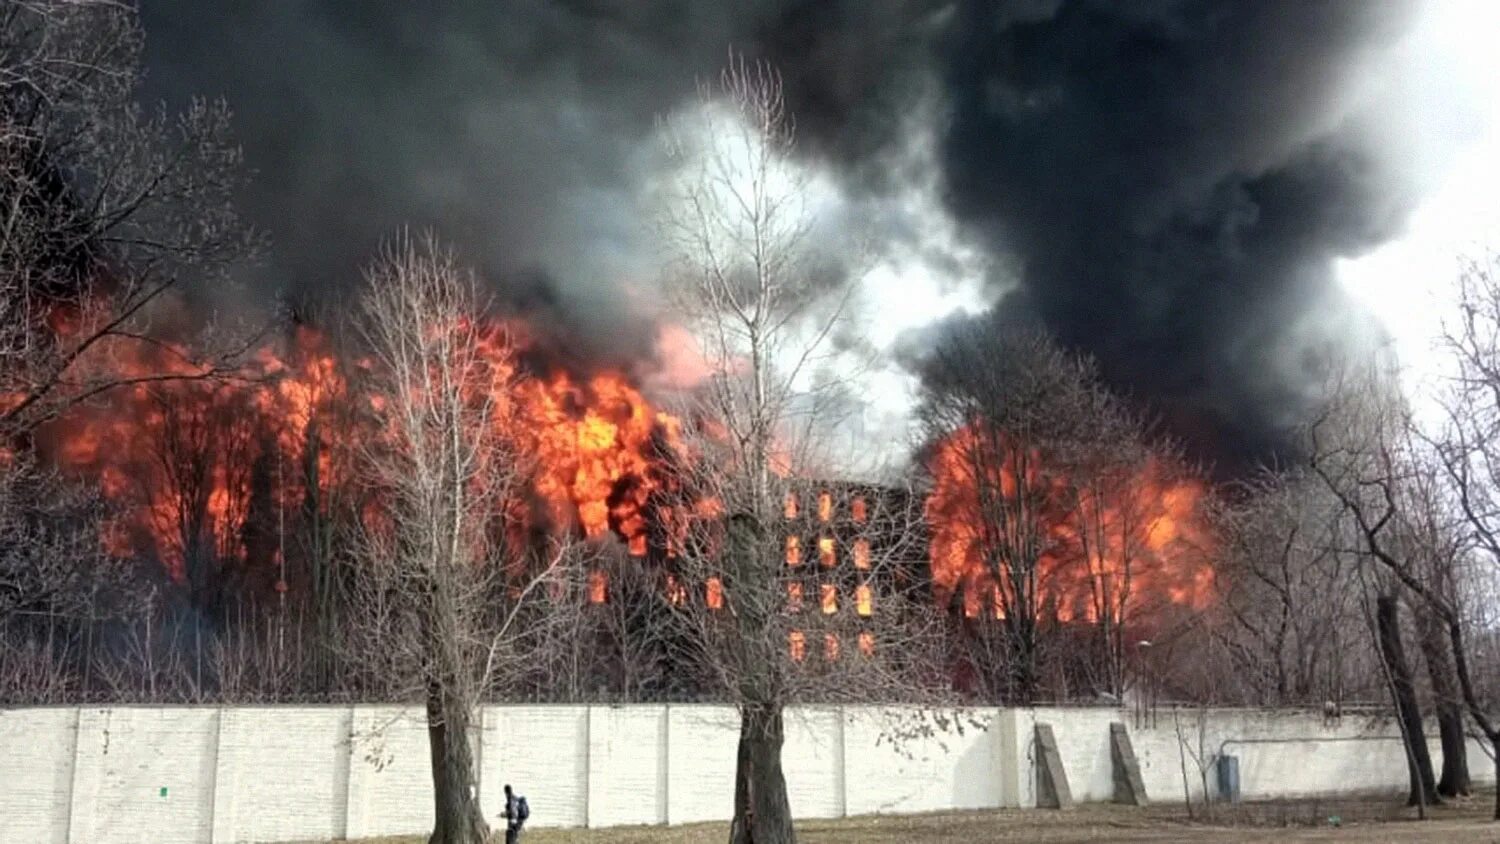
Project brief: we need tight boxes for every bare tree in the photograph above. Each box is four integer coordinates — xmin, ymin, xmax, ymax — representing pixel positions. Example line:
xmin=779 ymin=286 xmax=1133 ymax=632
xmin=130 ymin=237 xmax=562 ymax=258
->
xmin=1207 ymin=468 xmax=1369 ymax=706
xmin=1306 ymin=358 xmax=1450 ymax=809
xmin=1415 ymin=251 xmax=1500 ymax=817
xmin=0 ymin=1 xmax=261 ymax=443
xmin=343 ymin=234 xmax=564 ymax=844
xmin=918 ymin=324 xmax=1153 ymax=703
xmin=1396 ymin=456 xmax=1472 ymax=797
xmin=656 ymin=55 xmax=945 ymax=844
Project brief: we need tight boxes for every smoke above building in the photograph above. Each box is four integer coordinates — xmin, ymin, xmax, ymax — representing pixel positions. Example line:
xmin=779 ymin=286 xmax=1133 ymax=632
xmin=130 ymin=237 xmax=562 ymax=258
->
xmin=137 ymin=0 xmax=1437 ymax=472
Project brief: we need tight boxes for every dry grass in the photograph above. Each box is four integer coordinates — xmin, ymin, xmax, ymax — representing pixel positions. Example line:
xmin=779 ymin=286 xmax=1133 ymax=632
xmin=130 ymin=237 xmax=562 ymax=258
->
xmin=345 ymin=792 xmax=1500 ymax=843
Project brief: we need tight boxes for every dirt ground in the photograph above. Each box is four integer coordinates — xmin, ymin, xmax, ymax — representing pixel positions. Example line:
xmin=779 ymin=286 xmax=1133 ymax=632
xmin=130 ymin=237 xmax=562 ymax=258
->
xmin=347 ymin=791 xmax=1500 ymax=843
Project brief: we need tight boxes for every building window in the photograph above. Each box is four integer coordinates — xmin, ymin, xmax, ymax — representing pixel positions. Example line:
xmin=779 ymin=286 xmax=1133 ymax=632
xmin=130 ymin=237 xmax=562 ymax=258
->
xmin=853 ymin=538 xmax=870 ymax=570
xmin=858 ymin=631 xmax=875 ymax=656
xmin=820 ymin=583 xmax=838 ymax=614
xmin=706 ymin=577 xmax=723 ymax=610
xmin=818 ymin=536 xmax=835 ymax=568
xmin=818 ymin=490 xmax=832 ymax=522
xmin=789 ymin=630 xmax=806 ymax=662
xmin=851 ymin=496 xmax=867 ymax=523
xmin=588 ymin=570 xmax=607 ymax=604
xmin=856 ymin=584 xmax=873 ymax=617
xmin=785 ymin=535 xmax=802 ymax=566
xmin=786 ymin=581 xmax=804 ymax=611
xmin=784 ymin=492 xmax=798 ymax=519
xmin=823 ymin=633 xmax=840 ymax=661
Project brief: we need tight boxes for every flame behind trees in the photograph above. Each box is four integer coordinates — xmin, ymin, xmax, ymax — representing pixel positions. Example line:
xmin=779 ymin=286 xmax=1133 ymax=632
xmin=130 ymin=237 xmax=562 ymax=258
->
xmin=919 ymin=325 xmax=1213 ymax=703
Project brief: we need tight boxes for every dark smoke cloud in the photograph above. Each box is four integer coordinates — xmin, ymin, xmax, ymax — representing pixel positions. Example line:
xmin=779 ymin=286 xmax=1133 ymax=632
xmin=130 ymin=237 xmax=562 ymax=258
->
xmin=934 ymin=0 xmax=1422 ymax=471
xmin=137 ymin=0 xmax=1426 ymax=470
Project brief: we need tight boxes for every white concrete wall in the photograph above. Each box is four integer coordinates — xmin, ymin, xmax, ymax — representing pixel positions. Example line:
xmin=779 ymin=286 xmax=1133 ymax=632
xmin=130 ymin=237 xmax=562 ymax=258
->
xmin=484 ymin=705 xmax=589 ymax=829
xmin=0 ymin=703 xmax=1492 ymax=843
xmin=664 ymin=705 xmax=737 ymax=825
xmin=0 ymin=708 xmax=75 ymax=844
xmin=1022 ymin=706 xmax=1496 ymax=808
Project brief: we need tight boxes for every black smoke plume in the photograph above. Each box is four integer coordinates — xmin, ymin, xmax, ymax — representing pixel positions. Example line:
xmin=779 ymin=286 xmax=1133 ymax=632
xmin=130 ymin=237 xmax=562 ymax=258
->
xmin=137 ymin=0 xmax=1425 ymax=470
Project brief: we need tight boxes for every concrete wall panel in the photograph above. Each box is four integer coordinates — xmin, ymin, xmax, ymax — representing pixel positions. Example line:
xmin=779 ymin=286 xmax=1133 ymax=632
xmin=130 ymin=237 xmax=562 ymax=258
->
xmin=344 ymin=707 xmax=430 ymax=839
xmin=782 ymin=708 xmax=843 ymax=819
xmin=212 ymin=706 xmax=349 ymax=844
xmin=0 ymin=707 xmax=75 ymax=843
xmin=586 ymin=706 xmax=667 ymax=828
xmin=665 ymin=705 xmax=738 ymax=825
xmin=83 ymin=707 xmax=218 ymax=844
xmin=484 ymin=705 xmax=589 ymax=829
xmin=842 ymin=706 xmax=1002 ymax=815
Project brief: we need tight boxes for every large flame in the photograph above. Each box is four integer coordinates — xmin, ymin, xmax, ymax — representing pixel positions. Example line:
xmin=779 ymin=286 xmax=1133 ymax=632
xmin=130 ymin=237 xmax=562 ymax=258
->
xmin=37 ymin=319 xmax=698 ymax=578
xmin=925 ymin=424 xmax=1214 ymax=624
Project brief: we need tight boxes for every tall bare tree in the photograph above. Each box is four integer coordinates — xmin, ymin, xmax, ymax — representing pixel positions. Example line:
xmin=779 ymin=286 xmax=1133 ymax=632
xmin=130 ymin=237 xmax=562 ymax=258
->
xmin=918 ymin=325 xmax=1138 ymax=702
xmin=1415 ymin=251 xmax=1500 ymax=817
xmin=656 ymin=55 xmax=943 ymax=844
xmin=344 ymin=234 xmax=564 ymax=844
xmin=0 ymin=1 xmax=260 ymax=443
xmin=1207 ymin=468 xmax=1368 ymax=706
xmin=1306 ymin=358 xmax=1449 ymax=809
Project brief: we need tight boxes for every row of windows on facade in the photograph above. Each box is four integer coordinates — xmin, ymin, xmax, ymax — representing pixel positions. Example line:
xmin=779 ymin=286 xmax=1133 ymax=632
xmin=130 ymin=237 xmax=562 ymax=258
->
xmin=584 ymin=570 xmax=876 ymax=617
xmin=784 ymin=491 xmax=868 ymax=523
xmin=784 ymin=534 xmax=871 ymax=569
xmin=616 ymin=491 xmax=867 ymax=560
xmin=789 ymin=629 xmax=877 ymax=661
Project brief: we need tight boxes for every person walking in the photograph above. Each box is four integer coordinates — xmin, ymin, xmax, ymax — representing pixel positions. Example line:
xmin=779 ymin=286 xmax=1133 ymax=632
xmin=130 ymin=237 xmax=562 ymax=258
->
xmin=502 ymin=783 xmax=529 ymax=843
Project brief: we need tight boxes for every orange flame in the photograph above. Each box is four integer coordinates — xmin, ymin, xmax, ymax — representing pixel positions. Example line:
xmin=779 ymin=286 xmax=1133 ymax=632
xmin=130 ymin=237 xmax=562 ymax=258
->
xmin=820 ymin=583 xmax=837 ymax=615
xmin=39 ymin=317 xmax=715 ymax=584
xmin=925 ymin=423 xmax=1213 ymax=625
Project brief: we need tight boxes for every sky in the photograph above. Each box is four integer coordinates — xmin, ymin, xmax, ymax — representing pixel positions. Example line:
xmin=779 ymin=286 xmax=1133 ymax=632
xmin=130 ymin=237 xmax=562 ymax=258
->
xmin=1336 ymin=0 xmax=1500 ymax=415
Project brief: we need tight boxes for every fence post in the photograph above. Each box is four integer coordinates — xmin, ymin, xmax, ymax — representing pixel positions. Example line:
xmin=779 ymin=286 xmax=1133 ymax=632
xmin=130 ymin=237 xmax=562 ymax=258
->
xmin=836 ymin=705 xmax=849 ymax=818
xmin=343 ymin=705 xmax=364 ymax=840
xmin=584 ymin=705 xmax=597 ymax=828
xmin=661 ymin=704 xmax=671 ymax=826
xmin=66 ymin=707 xmax=103 ymax=844
xmin=209 ymin=707 xmax=238 ymax=842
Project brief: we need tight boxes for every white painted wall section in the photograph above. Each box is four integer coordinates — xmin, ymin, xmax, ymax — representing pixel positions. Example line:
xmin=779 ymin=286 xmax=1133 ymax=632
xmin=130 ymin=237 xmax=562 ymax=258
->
xmin=0 ymin=703 xmax=1493 ymax=843
xmin=585 ymin=705 xmax=667 ymax=828
xmin=665 ymin=705 xmax=738 ymax=825
xmin=0 ymin=707 xmax=75 ymax=844
xmin=483 ymin=704 xmax=589 ymax=829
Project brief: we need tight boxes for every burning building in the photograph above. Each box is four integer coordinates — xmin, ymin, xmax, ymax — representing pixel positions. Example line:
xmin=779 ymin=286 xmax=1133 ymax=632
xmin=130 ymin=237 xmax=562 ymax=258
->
xmin=21 ymin=308 xmax=1216 ymax=705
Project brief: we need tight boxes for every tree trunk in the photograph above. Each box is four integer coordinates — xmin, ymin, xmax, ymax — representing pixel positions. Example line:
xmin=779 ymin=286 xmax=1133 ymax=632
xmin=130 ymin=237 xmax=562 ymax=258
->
xmin=426 ymin=680 xmax=490 ymax=844
xmin=1376 ymin=595 xmax=1440 ymax=808
xmin=729 ymin=703 xmax=795 ymax=844
xmin=1415 ymin=605 xmax=1470 ymax=797
xmin=1491 ymin=738 xmax=1499 ymax=821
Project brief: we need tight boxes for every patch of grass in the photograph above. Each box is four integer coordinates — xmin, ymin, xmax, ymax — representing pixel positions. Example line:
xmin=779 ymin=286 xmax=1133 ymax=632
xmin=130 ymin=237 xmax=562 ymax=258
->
xmin=338 ymin=792 xmax=1500 ymax=844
